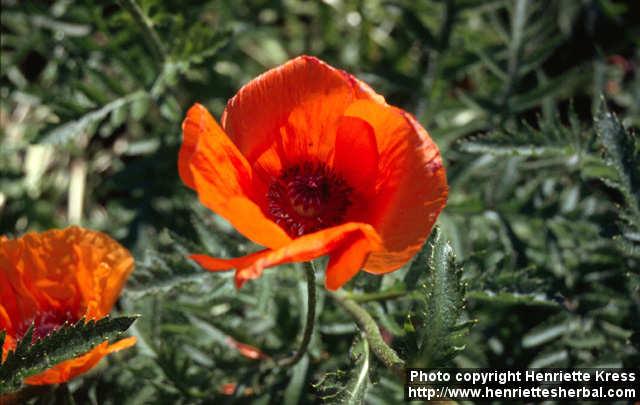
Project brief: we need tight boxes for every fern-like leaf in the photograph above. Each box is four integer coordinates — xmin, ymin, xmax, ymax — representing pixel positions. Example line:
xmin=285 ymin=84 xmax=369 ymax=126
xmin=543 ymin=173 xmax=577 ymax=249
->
xmin=460 ymin=109 xmax=590 ymax=158
xmin=39 ymin=91 xmax=148 ymax=144
xmin=407 ymin=227 xmax=471 ymax=367
xmin=595 ymin=103 xmax=640 ymax=231
xmin=0 ymin=316 xmax=138 ymax=394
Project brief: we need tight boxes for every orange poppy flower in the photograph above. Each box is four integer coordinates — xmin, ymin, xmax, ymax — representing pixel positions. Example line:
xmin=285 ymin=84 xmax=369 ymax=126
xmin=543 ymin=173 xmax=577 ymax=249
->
xmin=180 ymin=55 xmax=447 ymax=290
xmin=0 ymin=227 xmax=136 ymax=385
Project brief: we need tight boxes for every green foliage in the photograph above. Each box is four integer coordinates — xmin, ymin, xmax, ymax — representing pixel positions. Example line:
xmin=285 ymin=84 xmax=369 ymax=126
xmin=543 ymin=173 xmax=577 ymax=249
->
xmin=283 ymin=354 xmax=309 ymax=405
xmin=405 ymin=228 xmax=471 ymax=367
xmin=595 ymin=104 xmax=640 ymax=239
xmin=40 ymin=91 xmax=148 ymax=145
xmin=453 ymin=109 xmax=639 ymax=370
xmin=314 ymin=337 xmax=370 ymax=404
xmin=596 ymin=108 xmax=639 ymax=197
xmin=459 ymin=107 xmax=592 ymax=158
xmin=125 ymin=229 xmax=212 ymax=298
xmin=0 ymin=316 xmax=137 ymax=394
xmin=1 ymin=0 xmax=639 ymax=402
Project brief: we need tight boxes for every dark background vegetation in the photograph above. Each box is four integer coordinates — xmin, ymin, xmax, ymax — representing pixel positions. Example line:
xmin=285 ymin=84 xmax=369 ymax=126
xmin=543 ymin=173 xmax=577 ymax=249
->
xmin=1 ymin=0 xmax=639 ymax=403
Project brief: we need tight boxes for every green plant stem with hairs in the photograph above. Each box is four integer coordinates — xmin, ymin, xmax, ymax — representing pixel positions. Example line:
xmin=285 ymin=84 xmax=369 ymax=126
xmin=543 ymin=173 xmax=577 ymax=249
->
xmin=277 ymin=261 xmax=317 ymax=367
xmin=329 ymin=291 xmax=406 ymax=377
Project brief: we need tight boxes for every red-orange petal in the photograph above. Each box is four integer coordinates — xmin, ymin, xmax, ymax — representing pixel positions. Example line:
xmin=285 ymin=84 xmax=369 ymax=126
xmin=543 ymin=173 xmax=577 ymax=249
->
xmin=180 ymin=103 xmax=252 ymax=192
xmin=0 ymin=265 xmax=22 ymax=340
xmin=225 ymin=337 xmax=267 ymax=360
xmin=343 ymin=100 xmax=448 ymax=274
xmin=333 ymin=116 xmax=378 ymax=194
xmin=181 ymin=104 xmax=292 ymax=249
xmin=326 ymin=235 xmax=372 ymax=290
xmin=71 ymin=228 xmax=135 ymax=318
xmin=0 ymin=228 xmax=134 ymax=335
xmin=24 ymin=336 xmax=136 ymax=385
xmin=221 ymin=56 xmax=376 ymax=164
xmin=191 ymin=222 xmax=382 ymax=288
xmin=178 ymin=104 xmax=207 ymax=189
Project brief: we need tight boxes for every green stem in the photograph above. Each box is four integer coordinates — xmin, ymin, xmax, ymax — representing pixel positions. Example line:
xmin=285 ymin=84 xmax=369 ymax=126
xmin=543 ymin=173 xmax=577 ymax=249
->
xmin=118 ymin=0 xmax=167 ymax=63
xmin=329 ymin=292 xmax=405 ymax=376
xmin=278 ymin=261 xmax=316 ymax=367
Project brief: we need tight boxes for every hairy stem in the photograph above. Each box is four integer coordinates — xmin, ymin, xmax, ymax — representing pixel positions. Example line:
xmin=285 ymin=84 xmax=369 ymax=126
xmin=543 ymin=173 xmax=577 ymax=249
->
xmin=278 ymin=261 xmax=316 ymax=367
xmin=330 ymin=292 xmax=405 ymax=376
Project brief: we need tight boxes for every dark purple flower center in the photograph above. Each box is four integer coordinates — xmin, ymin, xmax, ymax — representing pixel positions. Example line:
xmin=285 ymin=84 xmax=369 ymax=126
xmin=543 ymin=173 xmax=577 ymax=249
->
xmin=267 ymin=162 xmax=352 ymax=237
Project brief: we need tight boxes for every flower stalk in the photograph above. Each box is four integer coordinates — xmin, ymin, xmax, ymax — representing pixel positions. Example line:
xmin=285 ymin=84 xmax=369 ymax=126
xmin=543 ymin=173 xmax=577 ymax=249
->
xmin=277 ymin=261 xmax=317 ymax=367
xmin=329 ymin=291 xmax=405 ymax=376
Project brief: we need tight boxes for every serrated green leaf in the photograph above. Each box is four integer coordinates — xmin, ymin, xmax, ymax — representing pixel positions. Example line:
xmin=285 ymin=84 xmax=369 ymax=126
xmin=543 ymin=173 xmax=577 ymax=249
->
xmin=595 ymin=104 xmax=640 ymax=231
xmin=460 ymin=108 xmax=590 ymax=158
xmin=408 ymin=227 xmax=470 ymax=367
xmin=0 ymin=316 xmax=138 ymax=394
xmin=39 ymin=91 xmax=148 ymax=144
xmin=403 ymin=231 xmax=437 ymax=290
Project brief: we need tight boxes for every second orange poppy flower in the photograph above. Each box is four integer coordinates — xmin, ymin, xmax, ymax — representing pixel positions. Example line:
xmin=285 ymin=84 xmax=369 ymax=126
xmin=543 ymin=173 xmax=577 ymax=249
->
xmin=0 ymin=227 xmax=135 ymax=385
xmin=179 ymin=56 xmax=448 ymax=290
